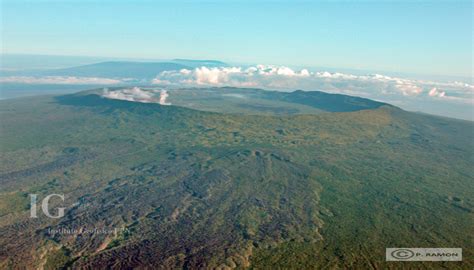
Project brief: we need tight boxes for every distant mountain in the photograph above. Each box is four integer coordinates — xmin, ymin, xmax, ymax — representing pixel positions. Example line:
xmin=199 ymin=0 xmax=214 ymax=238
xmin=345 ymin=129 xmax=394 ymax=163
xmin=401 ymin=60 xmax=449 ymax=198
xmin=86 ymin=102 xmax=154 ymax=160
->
xmin=40 ymin=61 xmax=190 ymax=79
xmin=0 ymin=55 xmax=227 ymax=76
xmin=0 ymin=54 xmax=114 ymax=70
xmin=1 ymin=60 xmax=227 ymax=79
xmin=172 ymin=59 xmax=228 ymax=67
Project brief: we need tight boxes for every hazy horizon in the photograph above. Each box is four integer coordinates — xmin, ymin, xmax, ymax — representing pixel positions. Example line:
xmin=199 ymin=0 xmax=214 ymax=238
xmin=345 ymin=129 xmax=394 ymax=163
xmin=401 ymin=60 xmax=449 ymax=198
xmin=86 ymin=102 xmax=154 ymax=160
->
xmin=1 ymin=53 xmax=473 ymax=121
xmin=2 ymin=53 xmax=473 ymax=83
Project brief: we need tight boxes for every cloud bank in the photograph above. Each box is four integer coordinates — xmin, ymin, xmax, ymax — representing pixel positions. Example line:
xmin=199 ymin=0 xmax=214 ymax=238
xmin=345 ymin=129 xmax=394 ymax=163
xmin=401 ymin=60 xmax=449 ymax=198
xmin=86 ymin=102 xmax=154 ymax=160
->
xmin=152 ymin=65 xmax=473 ymax=103
xmin=102 ymin=87 xmax=171 ymax=105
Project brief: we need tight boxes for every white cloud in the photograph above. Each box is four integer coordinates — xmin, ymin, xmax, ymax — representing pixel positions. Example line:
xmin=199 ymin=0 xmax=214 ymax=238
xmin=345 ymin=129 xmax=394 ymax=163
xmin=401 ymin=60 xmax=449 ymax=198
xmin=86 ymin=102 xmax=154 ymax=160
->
xmin=0 ymin=76 xmax=124 ymax=85
xmin=102 ymin=87 xmax=171 ymax=105
xmin=428 ymin=87 xmax=446 ymax=98
xmin=159 ymin=89 xmax=171 ymax=105
xmin=394 ymin=82 xmax=423 ymax=96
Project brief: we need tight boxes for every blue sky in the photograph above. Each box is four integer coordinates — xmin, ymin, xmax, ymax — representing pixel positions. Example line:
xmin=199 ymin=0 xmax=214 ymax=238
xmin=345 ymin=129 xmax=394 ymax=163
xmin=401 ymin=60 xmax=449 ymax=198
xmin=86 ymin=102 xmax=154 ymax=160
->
xmin=2 ymin=0 xmax=472 ymax=77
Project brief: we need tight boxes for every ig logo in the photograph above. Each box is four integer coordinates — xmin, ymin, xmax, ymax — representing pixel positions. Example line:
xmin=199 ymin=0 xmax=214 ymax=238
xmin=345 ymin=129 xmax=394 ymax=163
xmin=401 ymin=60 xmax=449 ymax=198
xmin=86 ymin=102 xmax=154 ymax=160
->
xmin=30 ymin=194 xmax=65 ymax=219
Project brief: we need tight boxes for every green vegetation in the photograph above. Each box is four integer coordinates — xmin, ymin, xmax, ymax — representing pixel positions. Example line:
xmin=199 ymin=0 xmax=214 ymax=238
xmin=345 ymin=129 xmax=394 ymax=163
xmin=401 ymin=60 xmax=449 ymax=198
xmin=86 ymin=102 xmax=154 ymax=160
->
xmin=0 ymin=88 xmax=472 ymax=269
xmin=44 ymin=247 xmax=72 ymax=270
